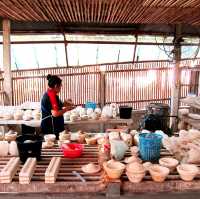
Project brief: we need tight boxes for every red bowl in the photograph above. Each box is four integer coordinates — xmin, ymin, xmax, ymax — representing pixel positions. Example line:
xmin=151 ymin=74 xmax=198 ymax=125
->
xmin=61 ymin=143 xmax=84 ymax=158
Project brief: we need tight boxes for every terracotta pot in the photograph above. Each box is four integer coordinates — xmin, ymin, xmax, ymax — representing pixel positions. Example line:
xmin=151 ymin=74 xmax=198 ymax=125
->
xmin=59 ymin=132 xmax=70 ymax=141
xmin=78 ymin=132 xmax=86 ymax=144
xmin=126 ymin=171 xmax=145 ymax=183
xmin=159 ymin=157 xmax=179 ymax=172
xmin=130 ymin=146 xmax=139 ymax=156
xmin=124 ymin=156 xmax=142 ymax=164
xmin=177 ymin=164 xmax=199 ymax=181
xmin=5 ymin=131 xmax=17 ymax=141
xmin=126 ymin=162 xmax=145 ymax=173
xmin=85 ymin=137 xmax=97 ymax=145
xmin=103 ymin=160 xmax=125 ymax=179
xmin=149 ymin=164 xmax=169 ymax=182
xmin=142 ymin=162 xmax=152 ymax=171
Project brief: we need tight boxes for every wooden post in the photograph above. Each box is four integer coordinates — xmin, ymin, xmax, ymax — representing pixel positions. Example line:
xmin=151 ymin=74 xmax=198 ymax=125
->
xmin=3 ymin=19 xmax=12 ymax=105
xmin=170 ymin=24 xmax=181 ymax=131
xmin=100 ymin=70 xmax=106 ymax=108
xmin=189 ymin=71 xmax=199 ymax=95
xmin=106 ymin=183 xmax=120 ymax=199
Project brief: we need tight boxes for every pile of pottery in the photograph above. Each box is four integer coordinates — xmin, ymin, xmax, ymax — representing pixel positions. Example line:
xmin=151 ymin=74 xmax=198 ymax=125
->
xmin=163 ymin=129 xmax=200 ymax=163
xmin=63 ymin=103 xmax=119 ymax=122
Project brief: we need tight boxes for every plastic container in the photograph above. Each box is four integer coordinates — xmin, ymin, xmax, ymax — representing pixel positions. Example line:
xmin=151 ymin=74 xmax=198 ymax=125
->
xmin=139 ymin=133 xmax=162 ymax=161
xmin=61 ymin=143 xmax=84 ymax=158
xmin=119 ymin=106 xmax=132 ymax=119
xmin=16 ymin=134 xmax=43 ymax=163
xmin=85 ymin=101 xmax=97 ymax=110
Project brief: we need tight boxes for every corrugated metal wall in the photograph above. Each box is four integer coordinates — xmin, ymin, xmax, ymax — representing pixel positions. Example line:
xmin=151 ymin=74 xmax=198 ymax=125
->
xmin=0 ymin=60 xmax=197 ymax=109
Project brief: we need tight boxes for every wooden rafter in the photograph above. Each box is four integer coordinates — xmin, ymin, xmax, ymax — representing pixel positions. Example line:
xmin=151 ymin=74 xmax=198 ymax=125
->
xmin=0 ymin=0 xmax=199 ymax=26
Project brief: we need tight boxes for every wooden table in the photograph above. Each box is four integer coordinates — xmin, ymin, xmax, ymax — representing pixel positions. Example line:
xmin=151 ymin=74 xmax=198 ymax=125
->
xmin=0 ymin=118 xmax=133 ymax=133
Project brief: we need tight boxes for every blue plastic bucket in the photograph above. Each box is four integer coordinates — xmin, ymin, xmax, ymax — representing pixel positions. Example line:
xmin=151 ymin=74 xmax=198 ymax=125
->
xmin=85 ymin=101 xmax=97 ymax=110
xmin=139 ymin=133 xmax=162 ymax=161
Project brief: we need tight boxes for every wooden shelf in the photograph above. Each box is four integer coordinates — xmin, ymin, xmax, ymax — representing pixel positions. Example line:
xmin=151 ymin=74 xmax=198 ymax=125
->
xmin=180 ymin=115 xmax=200 ymax=129
xmin=0 ymin=118 xmax=133 ymax=127
xmin=181 ymin=98 xmax=200 ymax=110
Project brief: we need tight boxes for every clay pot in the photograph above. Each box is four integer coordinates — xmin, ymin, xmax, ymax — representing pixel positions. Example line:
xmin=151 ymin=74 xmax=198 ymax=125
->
xmin=44 ymin=134 xmax=56 ymax=142
xmin=124 ymin=156 xmax=142 ymax=164
xmin=159 ymin=157 xmax=179 ymax=172
xmin=103 ymin=160 xmax=125 ymax=179
xmin=149 ymin=164 xmax=169 ymax=182
xmin=42 ymin=141 xmax=54 ymax=149
xmin=130 ymin=146 xmax=139 ymax=156
xmin=58 ymin=140 xmax=70 ymax=148
xmin=78 ymin=132 xmax=86 ymax=144
xmin=126 ymin=162 xmax=146 ymax=183
xmin=5 ymin=131 xmax=17 ymax=141
xmin=0 ymin=141 xmax=9 ymax=156
xmin=82 ymin=163 xmax=101 ymax=174
xmin=126 ymin=171 xmax=145 ymax=183
xmin=9 ymin=141 xmax=19 ymax=156
xmin=142 ymin=162 xmax=152 ymax=171
xmin=59 ymin=131 xmax=70 ymax=141
xmin=177 ymin=164 xmax=199 ymax=181
xmin=85 ymin=135 xmax=97 ymax=145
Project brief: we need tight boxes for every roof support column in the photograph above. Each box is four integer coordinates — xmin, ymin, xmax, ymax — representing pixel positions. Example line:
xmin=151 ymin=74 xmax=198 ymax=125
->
xmin=3 ymin=19 xmax=12 ymax=105
xmin=170 ymin=24 xmax=182 ymax=131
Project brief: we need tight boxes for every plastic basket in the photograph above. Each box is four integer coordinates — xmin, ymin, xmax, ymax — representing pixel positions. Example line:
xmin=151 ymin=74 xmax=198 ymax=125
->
xmin=85 ymin=101 xmax=97 ymax=110
xmin=139 ymin=133 xmax=162 ymax=161
xmin=61 ymin=143 xmax=84 ymax=158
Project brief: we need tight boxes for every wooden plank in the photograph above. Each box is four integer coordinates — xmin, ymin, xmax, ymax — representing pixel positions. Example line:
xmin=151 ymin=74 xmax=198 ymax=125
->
xmin=19 ymin=158 xmax=37 ymax=184
xmin=0 ymin=157 xmax=20 ymax=183
xmin=45 ymin=157 xmax=61 ymax=183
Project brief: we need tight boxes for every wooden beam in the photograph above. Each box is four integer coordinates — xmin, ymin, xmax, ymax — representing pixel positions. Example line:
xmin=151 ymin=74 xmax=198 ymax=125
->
xmin=3 ymin=19 xmax=13 ymax=105
xmin=170 ymin=24 xmax=182 ymax=131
